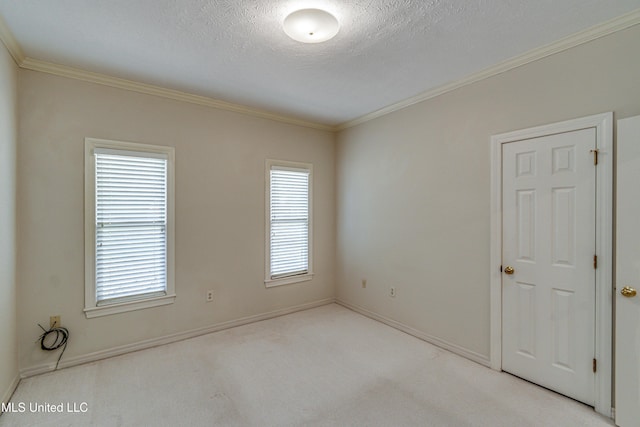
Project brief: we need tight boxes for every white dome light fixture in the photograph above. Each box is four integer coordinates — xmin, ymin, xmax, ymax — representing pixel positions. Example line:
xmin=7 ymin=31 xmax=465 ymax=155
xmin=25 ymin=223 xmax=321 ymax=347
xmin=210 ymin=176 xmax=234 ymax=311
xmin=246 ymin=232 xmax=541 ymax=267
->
xmin=283 ymin=9 xmax=339 ymax=43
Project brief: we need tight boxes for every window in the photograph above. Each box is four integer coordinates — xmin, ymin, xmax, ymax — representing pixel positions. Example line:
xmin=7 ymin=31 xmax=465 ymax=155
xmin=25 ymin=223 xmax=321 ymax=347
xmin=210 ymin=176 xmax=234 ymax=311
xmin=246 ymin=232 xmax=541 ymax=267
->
xmin=84 ymin=138 xmax=175 ymax=318
xmin=265 ymin=160 xmax=313 ymax=287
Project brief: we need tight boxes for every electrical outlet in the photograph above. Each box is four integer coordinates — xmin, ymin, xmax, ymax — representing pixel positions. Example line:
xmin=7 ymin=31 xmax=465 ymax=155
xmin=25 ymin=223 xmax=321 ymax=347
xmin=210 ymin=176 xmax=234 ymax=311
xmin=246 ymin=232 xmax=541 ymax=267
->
xmin=390 ymin=287 xmax=396 ymax=297
xmin=361 ymin=279 xmax=367 ymax=288
xmin=206 ymin=290 xmax=214 ymax=302
xmin=50 ymin=315 xmax=61 ymax=329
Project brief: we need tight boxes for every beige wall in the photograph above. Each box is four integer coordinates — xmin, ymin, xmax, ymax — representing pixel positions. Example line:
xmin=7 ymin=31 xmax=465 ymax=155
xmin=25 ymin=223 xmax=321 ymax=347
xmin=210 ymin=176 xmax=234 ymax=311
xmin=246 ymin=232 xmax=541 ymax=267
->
xmin=0 ymin=42 xmax=18 ymax=401
xmin=17 ymin=70 xmax=335 ymax=372
xmin=336 ymin=25 xmax=640 ymax=359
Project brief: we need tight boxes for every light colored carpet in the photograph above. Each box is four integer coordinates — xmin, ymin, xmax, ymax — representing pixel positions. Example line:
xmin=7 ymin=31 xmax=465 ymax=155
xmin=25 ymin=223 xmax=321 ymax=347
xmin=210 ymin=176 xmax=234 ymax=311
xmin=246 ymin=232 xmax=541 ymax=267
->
xmin=1 ymin=304 xmax=612 ymax=426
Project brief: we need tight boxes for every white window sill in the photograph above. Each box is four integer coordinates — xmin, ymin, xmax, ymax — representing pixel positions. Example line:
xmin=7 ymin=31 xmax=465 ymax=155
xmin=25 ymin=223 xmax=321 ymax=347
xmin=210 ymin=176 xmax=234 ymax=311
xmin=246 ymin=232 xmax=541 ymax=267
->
xmin=264 ymin=273 xmax=313 ymax=288
xmin=84 ymin=294 xmax=176 ymax=318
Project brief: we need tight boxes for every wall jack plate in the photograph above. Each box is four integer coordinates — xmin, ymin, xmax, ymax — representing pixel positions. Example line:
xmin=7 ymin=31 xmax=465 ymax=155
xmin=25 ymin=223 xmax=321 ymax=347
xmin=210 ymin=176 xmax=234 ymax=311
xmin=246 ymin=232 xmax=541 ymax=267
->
xmin=50 ymin=316 xmax=61 ymax=329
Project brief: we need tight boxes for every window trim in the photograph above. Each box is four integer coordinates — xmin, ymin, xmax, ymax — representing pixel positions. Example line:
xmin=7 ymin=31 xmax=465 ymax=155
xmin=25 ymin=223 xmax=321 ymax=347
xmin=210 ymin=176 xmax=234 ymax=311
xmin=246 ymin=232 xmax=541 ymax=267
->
xmin=265 ymin=159 xmax=313 ymax=288
xmin=84 ymin=138 xmax=175 ymax=318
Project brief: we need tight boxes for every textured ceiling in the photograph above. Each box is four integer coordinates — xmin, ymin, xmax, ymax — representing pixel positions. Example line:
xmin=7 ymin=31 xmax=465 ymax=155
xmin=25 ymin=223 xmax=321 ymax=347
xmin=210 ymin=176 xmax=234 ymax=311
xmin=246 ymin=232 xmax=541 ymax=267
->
xmin=1 ymin=1 xmax=639 ymax=126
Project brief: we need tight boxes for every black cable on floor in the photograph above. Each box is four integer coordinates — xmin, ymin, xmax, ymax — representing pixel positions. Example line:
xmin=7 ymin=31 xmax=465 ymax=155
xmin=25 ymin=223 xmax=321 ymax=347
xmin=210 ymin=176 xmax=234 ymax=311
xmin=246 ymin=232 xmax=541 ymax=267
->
xmin=37 ymin=322 xmax=69 ymax=370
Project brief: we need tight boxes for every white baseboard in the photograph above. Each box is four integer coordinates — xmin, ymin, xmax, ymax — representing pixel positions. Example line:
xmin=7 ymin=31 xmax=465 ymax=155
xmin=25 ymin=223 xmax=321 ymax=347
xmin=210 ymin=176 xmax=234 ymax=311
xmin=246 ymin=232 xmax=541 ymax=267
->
xmin=20 ymin=298 xmax=335 ymax=378
xmin=1 ymin=373 xmax=20 ymax=406
xmin=336 ymin=299 xmax=491 ymax=367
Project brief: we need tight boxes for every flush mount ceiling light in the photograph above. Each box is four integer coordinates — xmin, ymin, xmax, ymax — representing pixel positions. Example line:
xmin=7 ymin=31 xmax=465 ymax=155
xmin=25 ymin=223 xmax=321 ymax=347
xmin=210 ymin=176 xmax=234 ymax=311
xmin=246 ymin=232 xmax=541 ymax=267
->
xmin=283 ymin=9 xmax=340 ymax=43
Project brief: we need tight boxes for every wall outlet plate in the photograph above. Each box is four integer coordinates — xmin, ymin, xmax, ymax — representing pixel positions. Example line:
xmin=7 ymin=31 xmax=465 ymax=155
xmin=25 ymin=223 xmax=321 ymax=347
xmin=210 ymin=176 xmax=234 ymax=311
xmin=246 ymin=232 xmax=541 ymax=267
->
xmin=206 ymin=290 xmax=214 ymax=302
xmin=361 ymin=279 xmax=367 ymax=288
xmin=390 ymin=287 xmax=396 ymax=297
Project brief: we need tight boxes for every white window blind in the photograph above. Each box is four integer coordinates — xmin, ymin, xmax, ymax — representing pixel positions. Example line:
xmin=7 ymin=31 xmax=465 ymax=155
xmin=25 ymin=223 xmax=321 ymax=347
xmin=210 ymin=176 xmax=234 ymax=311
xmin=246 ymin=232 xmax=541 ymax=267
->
xmin=270 ymin=167 xmax=310 ymax=279
xmin=95 ymin=149 xmax=168 ymax=305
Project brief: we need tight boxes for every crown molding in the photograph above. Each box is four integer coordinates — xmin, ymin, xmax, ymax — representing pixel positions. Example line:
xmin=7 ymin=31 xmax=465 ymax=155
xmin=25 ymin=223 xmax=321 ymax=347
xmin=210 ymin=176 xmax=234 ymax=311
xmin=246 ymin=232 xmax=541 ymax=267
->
xmin=3 ymin=7 xmax=639 ymax=133
xmin=0 ymin=11 xmax=333 ymax=131
xmin=0 ymin=13 xmax=24 ymax=65
xmin=336 ymin=7 xmax=640 ymax=131
xmin=1 ymin=8 xmax=327 ymax=131
xmin=19 ymin=58 xmax=333 ymax=131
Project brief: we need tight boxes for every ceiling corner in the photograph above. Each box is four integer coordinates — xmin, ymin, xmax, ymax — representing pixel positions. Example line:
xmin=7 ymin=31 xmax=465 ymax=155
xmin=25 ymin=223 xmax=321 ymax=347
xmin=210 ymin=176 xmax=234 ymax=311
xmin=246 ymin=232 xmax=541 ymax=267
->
xmin=0 ymin=12 xmax=24 ymax=65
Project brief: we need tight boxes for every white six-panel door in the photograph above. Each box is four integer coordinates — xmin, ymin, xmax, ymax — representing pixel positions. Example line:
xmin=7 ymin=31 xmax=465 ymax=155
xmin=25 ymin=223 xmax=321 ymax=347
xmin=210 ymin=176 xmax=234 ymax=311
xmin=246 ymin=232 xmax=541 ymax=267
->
xmin=502 ymin=128 xmax=596 ymax=405
xmin=615 ymin=115 xmax=640 ymax=427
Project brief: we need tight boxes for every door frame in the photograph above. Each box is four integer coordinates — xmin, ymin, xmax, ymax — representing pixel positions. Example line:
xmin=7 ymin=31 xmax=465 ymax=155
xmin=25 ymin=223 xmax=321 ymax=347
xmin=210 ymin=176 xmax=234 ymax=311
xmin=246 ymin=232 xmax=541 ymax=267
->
xmin=489 ymin=112 xmax=613 ymax=417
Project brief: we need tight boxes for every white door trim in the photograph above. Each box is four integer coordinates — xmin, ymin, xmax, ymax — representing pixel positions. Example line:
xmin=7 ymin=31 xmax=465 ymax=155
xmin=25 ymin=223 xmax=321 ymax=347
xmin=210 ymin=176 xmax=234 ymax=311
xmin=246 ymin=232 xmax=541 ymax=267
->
xmin=489 ymin=112 xmax=613 ymax=417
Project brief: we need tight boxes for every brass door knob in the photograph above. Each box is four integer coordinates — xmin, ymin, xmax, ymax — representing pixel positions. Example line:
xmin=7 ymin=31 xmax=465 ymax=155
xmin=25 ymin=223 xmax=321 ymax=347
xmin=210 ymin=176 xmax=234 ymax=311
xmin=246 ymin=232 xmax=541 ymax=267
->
xmin=621 ymin=286 xmax=637 ymax=298
xmin=504 ymin=266 xmax=515 ymax=275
